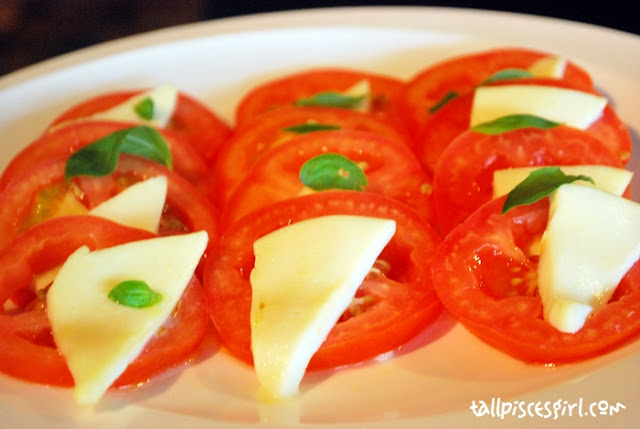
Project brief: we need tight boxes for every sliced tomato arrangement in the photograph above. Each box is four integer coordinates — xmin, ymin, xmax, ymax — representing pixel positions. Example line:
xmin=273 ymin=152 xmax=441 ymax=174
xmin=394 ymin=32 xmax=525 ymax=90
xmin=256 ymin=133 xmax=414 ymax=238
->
xmin=411 ymin=78 xmax=632 ymax=174
xmin=399 ymin=47 xmax=595 ymax=137
xmin=48 ymin=89 xmax=232 ymax=162
xmin=234 ymin=68 xmax=409 ymax=130
xmin=0 ymin=215 xmax=209 ymax=387
xmin=431 ymin=195 xmax=640 ymax=363
xmin=213 ymin=105 xmax=415 ymax=207
xmin=0 ymin=154 xmax=220 ymax=253
xmin=0 ymin=121 xmax=217 ymax=200
xmin=432 ymin=125 xmax=626 ymax=235
xmin=203 ymin=190 xmax=442 ymax=370
xmin=221 ymin=129 xmax=436 ymax=229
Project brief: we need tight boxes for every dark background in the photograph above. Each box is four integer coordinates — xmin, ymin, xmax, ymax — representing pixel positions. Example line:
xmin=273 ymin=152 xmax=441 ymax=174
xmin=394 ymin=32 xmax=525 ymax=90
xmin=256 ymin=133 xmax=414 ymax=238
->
xmin=1 ymin=1 xmax=638 ymax=77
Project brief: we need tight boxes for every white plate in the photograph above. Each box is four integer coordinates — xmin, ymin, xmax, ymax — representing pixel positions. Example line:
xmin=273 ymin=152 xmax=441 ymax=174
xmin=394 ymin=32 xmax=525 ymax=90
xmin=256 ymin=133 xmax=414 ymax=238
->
xmin=1 ymin=6 xmax=639 ymax=429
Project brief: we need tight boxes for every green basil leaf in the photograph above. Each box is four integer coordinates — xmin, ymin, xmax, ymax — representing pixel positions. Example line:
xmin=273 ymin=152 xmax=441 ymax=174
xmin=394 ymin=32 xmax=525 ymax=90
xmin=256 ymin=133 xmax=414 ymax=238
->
xmin=429 ymin=90 xmax=458 ymax=114
xmin=294 ymin=92 xmax=366 ymax=109
xmin=472 ymin=114 xmax=560 ymax=135
xmin=283 ymin=123 xmax=342 ymax=134
xmin=65 ymin=125 xmax=172 ymax=181
xmin=502 ymin=166 xmax=595 ymax=214
xmin=134 ymin=97 xmax=154 ymax=120
xmin=481 ymin=68 xmax=534 ymax=85
xmin=299 ymin=153 xmax=368 ymax=191
xmin=108 ymin=280 xmax=163 ymax=309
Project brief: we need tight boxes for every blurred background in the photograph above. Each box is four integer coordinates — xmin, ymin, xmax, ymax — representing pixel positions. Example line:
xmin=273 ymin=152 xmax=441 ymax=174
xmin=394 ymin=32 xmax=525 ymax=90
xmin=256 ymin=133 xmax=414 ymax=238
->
xmin=1 ymin=0 xmax=638 ymax=77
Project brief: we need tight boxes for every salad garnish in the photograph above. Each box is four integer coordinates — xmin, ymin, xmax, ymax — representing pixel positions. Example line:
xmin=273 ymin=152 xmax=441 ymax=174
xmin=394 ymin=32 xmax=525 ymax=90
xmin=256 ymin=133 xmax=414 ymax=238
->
xmin=429 ymin=90 xmax=458 ymax=113
xmin=283 ymin=122 xmax=342 ymax=134
xmin=133 ymin=97 xmax=154 ymax=120
xmin=480 ymin=68 xmax=534 ymax=85
xmin=295 ymin=91 xmax=367 ymax=109
xmin=502 ymin=166 xmax=594 ymax=213
xmin=65 ymin=125 xmax=172 ymax=181
xmin=299 ymin=153 xmax=368 ymax=191
xmin=472 ymin=114 xmax=560 ymax=135
xmin=108 ymin=279 xmax=163 ymax=309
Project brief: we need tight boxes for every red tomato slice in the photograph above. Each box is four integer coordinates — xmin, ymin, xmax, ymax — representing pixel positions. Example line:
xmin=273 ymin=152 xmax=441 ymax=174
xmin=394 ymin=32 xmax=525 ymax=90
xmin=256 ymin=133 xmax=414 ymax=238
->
xmin=0 ymin=215 xmax=209 ymax=387
xmin=203 ymin=190 xmax=442 ymax=370
xmin=432 ymin=125 xmax=626 ymax=235
xmin=413 ymin=78 xmax=632 ymax=174
xmin=0 ymin=155 xmax=220 ymax=253
xmin=221 ymin=129 xmax=436 ymax=229
xmin=48 ymin=89 xmax=232 ymax=162
xmin=431 ymin=196 xmax=640 ymax=363
xmin=234 ymin=68 xmax=408 ymax=130
xmin=213 ymin=106 xmax=414 ymax=208
xmin=399 ymin=47 xmax=595 ymax=137
xmin=0 ymin=121 xmax=216 ymax=200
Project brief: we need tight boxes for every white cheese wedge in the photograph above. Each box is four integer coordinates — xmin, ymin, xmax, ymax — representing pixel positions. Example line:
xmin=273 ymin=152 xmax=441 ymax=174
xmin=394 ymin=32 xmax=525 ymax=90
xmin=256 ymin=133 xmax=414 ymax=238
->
xmin=89 ymin=175 xmax=167 ymax=233
xmin=342 ymin=79 xmax=372 ymax=112
xmin=249 ymin=214 xmax=396 ymax=399
xmin=493 ymin=165 xmax=633 ymax=198
xmin=46 ymin=230 xmax=208 ymax=405
xmin=528 ymin=56 xmax=567 ymax=78
xmin=91 ymin=84 xmax=177 ymax=127
xmin=537 ymin=184 xmax=640 ymax=333
xmin=470 ymin=84 xmax=607 ymax=129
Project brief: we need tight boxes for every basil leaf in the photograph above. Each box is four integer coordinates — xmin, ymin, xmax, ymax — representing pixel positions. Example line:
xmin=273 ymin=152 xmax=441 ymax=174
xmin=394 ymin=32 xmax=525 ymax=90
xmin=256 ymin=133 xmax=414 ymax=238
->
xmin=472 ymin=114 xmax=560 ymax=135
xmin=481 ymin=68 xmax=534 ymax=85
xmin=299 ymin=153 xmax=368 ymax=191
xmin=429 ymin=90 xmax=458 ymax=114
xmin=283 ymin=123 xmax=342 ymax=134
xmin=295 ymin=92 xmax=366 ymax=109
xmin=134 ymin=97 xmax=154 ymax=120
xmin=502 ymin=166 xmax=595 ymax=214
xmin=108 ymin=280 xmax=163 ymax=309
xmin=65 ymin=125 xmax=172 ymax=181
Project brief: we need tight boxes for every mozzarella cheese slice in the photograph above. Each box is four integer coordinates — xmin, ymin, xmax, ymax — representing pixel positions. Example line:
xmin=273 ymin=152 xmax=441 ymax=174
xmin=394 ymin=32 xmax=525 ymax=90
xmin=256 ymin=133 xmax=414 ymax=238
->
xmin=89 ymin=175 xmax=167 ymax=233
xmin=342 ymin=79 xmax=372 ymax=112
xmin=537 ymin=184 xmax=640 ymax=333
xmin=493 ymin=165 xmax=633 ymax=199
xmin=46 ymin=230 xmax=208 ymax=404
xmin=470 ymin=84 xmax=607 ymax=129
xmin=528 ymin=56 xmax=567 ymax=78
xmin=249 ymin=215 xmax=396 ymax=399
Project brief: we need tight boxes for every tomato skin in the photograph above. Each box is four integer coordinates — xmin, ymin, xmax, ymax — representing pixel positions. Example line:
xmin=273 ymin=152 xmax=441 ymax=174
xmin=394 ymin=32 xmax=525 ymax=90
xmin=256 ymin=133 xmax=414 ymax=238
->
xmin=203 ymin=191 xmax=442 ymax=370
xmin=234 ymin=68 xmax=408 ymax=131
xmin=0 ymin=215 xmax=209 ymax=387
xmin=221 ymin=129 xmax=436 ymax=230
xmin=213 ymin=106 xmax=415 ymax=208
xmin=413 ymin=78 xmax=632 ymax=174
xmin=0 ymin=121 xmax=216 ymax=200
xmin=431 ymin=196 xmax=640 ymax=363
xmin=432 ymin=125 xmax=625 ymax=235
xmin=49 ymin=89 xmax=232 ymax=162
xmin=399 ymin=47 xmax=595 ymax=137
xmin=0 ymin=155 xmax=220 ymax=254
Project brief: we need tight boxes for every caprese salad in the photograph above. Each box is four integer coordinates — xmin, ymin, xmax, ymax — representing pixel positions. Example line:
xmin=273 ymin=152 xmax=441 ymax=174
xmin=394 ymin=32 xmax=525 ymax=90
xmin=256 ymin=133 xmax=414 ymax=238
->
xmin=0 ymin=46 xmax=638 ymax=407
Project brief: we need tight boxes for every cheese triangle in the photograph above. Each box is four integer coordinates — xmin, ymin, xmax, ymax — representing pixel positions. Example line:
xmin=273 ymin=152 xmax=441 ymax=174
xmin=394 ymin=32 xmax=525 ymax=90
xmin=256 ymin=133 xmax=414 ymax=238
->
xmin=249 ymin=215 xmax=395 ymax=399
xmin=47 ymin=230 xmax=208 ymax=404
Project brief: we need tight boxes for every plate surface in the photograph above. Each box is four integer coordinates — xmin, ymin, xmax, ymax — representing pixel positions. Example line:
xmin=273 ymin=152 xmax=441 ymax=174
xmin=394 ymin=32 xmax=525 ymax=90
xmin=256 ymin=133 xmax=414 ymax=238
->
xmin=0 ymin=6 xmax=639 ymax=429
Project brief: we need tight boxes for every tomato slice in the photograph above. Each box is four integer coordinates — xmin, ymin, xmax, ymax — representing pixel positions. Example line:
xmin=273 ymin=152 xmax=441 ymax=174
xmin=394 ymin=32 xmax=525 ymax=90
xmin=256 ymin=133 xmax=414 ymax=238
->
xmin=48 ymin=89 xmax=232 ymax=162
xmin=432 ymin=125 xmax=625 ymax=235
xmin=413 ymin=78 xmax=632 ymax=174
xmin=221 ymin=129 xmax=436 ymax=229
xmin=234 ymin=68 xmax=408 ymax=131
xmin=203 ymin=190 xmax=442 ymax=370
xmin=431 ymin=196 xmax=640 ymax=363
xmin=0 ymin=215 xmax=209 ymax=387
xmin=0 ymin=121 xmax=216 ymax=200
xmin=213 ymin=106 xmax=415 ymax=208
xmin=0 ymin=154 xmax=220 ymax=253
xmin=399 ymin=47 xmax=595 ymax=137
